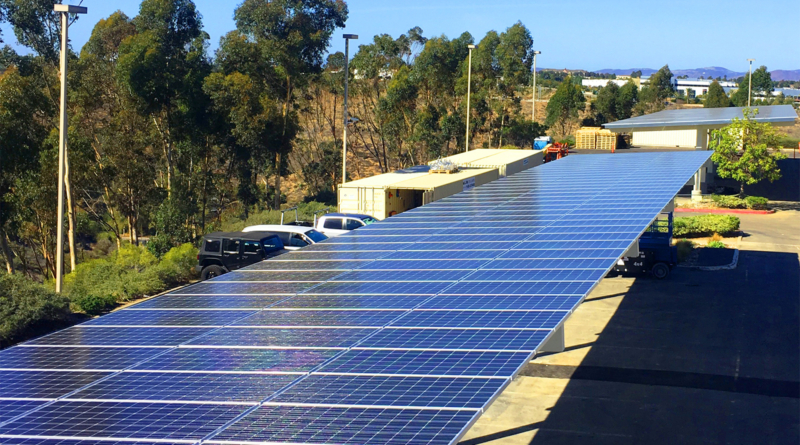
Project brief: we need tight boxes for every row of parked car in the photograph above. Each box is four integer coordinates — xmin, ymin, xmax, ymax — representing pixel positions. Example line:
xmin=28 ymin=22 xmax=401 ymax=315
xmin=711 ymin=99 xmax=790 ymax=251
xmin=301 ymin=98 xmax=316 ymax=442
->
xmin=196 ymin=213 xmax=377 ymax=280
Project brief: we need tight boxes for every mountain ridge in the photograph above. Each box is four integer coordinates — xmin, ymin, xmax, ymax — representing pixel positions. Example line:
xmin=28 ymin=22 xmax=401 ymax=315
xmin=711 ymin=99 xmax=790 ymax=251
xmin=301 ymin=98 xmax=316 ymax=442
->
xmin=594 ymin=67 xmax=800 ymax=81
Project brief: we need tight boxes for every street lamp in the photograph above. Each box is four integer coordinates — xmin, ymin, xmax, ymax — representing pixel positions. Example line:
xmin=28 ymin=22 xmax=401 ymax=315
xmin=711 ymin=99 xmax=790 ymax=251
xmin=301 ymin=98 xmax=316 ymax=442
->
xmin=54 ymin=3 xmax=87 ymax=293
xmin=747 ymin=58 xmax=755 ymax=107
xmin=342 ymin=33 xmax=358 ymax=185
xmin=465 ymin=44 xmax=476 ymax=152
xmin=531 ymin=50 xmax=541 ymax=122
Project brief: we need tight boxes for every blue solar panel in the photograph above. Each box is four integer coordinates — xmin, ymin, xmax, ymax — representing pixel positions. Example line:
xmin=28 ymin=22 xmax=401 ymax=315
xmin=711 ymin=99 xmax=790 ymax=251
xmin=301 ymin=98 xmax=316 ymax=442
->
xmin=0 ymin=347 xmax=163 ymax=371
xmin=356 ymin=260 xmax=488 ymax=270
xmin=132 ymin=295 xmax=284 ymax=309
xmin=358 ymin=328 xmax=548 ymax=351
xmin=185 ymin=327 xmax=376 ymax=348
xmin=245 ymin=260 xmax=370 ymax=270
xmin=132 ymin=348 xmax=338 ymax=373
xmin=441 ymin=281 xmax=593 ymax=296
xmin=25 ymin=327 xmax=211 ymax=347
xmin=317 ymin=349 xmax=531 ymax=377
xmin=333 ymin=270 xmax=471 ymax=282
xmin=0 ymin=400 xmax=47 ymax=423
xmin=390 ymin=310 xmax=568 ymax=330
xmin=273 ymin=295 xmax=430 ymax=309
xmin=419 ymin=295 xmax=582 ymax=311
xmin=208 ymin=270 xmax=341 ymax=282
xmin=273 ymin=374 xmax=506 ymax=408
xmin=172 ymin=282 xmax=317 ymax=295
xmin=0 ymin=439 xmax=188 ymax=445
xmin=84 ymin=310 xmax=255 ymax=327
xmin=0 ymin=371 xmax=110 ymax=399
xmin=0 ymin=401 xmax=249 ymax=440
xmin=210 ymin=405 xmax=476 ymax=445
xmin=233 ymin=310 xmax=405 ymax=327
xmin=67 ymin=371 xmax=297 ymax=403
xmin=309 ymin=281 xmax=453 ymax=295
xmin=0 ymin=152 xmax=713 ymax=445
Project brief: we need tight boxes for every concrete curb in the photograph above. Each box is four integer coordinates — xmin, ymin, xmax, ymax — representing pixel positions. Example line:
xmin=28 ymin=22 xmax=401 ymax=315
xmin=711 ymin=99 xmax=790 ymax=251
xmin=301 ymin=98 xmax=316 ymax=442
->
xmin=678 ymin=249 xmax=739 ymax=271
xmin=675 ymin=208 xmax=775 ymax=215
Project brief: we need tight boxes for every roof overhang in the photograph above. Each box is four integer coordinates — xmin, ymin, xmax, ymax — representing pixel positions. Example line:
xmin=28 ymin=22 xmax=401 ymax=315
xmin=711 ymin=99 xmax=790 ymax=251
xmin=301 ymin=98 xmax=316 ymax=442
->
xmin=603 ymin=105 xmax=798 ymax=133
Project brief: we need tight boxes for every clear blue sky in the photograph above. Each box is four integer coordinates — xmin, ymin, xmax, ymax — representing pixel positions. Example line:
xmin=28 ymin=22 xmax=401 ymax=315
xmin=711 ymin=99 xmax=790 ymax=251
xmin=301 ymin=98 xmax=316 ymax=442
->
xmin=2 ymin=0 xmax=797 ymax=71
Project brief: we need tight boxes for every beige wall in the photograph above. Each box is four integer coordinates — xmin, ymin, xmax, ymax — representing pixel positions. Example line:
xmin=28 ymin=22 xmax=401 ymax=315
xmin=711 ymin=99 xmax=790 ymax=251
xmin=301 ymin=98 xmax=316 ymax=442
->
xmin=632 ymin=129 xmax=698 ymax=148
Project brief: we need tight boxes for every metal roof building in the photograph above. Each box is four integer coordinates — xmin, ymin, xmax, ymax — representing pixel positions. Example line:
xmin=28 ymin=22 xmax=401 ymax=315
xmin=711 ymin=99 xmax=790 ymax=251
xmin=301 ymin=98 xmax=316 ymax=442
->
xmin=602 ymin=105 xmax=798 ymax=199
xmin=338 ymin=149 xmax=544 ymax=220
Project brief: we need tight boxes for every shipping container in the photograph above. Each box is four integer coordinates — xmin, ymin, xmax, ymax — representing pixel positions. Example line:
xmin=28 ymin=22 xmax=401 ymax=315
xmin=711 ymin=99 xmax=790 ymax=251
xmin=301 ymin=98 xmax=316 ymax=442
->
xmin=338 ymin=168 xmax=498 ymax=220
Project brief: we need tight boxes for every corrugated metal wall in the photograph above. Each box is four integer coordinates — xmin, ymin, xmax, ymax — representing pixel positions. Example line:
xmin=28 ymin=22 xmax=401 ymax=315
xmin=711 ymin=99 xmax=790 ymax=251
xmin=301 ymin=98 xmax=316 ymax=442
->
xmin=632 ymin=129 xmax=697 ymax=148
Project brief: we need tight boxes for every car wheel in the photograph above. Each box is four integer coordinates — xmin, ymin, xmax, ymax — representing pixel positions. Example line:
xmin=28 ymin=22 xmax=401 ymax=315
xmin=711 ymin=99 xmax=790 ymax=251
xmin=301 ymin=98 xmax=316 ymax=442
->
xmin=651 ymin=262 xmax=670 ymax=280
xmin=201 ymin=265 xmax=224 ymax=280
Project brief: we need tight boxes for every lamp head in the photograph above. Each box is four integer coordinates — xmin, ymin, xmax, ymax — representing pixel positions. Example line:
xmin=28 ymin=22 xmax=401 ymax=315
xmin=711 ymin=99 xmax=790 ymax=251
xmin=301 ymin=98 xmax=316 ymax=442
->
xmin=343 ymin=34 xmax=358 ymax=40
xmin=467 ymin=44 xmax=476 ymax=49
xmin=54 ymin=4 xmax=87 ymax=13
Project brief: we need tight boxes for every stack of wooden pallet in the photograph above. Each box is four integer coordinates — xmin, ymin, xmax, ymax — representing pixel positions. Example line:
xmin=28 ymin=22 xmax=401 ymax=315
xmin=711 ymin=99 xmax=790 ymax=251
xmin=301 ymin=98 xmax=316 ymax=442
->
xmin=575 ymin=127 xmax=619 ymax=150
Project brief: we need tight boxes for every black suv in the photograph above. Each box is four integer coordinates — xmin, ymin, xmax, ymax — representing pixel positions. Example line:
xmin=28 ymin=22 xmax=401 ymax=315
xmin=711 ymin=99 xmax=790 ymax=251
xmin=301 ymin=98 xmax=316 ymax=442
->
xmin=196 ymin=231 xmax=286 ymax=280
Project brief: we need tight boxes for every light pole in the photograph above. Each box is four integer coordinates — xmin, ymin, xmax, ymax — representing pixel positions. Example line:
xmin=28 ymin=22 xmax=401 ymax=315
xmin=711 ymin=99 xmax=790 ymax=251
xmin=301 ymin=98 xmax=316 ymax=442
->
xmin=54 ymin=4 xmax=87 ymax=293
xmin=747 ymin=58 xmax=755 ymax=107
xmin=342 ymin=34 xmax=358 ymax=185
xmin=531 ymin=50 xmax=541 ymax=122
xmin=465 ymin=44 xmax=475 ymax=152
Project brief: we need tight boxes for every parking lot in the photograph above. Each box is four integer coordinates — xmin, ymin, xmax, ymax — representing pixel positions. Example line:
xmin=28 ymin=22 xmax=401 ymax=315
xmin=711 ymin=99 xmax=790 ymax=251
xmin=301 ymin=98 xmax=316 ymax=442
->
xmin=461 ymin=210 xmax=800 ymax=445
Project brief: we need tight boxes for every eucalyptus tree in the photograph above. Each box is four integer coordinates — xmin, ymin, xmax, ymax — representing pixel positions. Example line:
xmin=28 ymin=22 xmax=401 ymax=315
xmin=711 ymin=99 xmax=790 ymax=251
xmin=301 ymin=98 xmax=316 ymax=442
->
xmin=231 ymin=0 xmax=348 ymax=208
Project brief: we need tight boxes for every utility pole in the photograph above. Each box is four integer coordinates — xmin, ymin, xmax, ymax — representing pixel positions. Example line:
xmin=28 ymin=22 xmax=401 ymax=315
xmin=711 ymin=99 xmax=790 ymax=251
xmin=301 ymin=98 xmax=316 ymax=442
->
xmin=747 ymin=58 xmax=755 ymax=107
xmin=532 ymin=50 xmax=541 ymax=121
xmin=465 ymin=44 xmax=475 ymax=152
xmin=342 ymin=34 xmax=358 ymax=185
xmin=54 ymin=4 xmax=87 ymax=293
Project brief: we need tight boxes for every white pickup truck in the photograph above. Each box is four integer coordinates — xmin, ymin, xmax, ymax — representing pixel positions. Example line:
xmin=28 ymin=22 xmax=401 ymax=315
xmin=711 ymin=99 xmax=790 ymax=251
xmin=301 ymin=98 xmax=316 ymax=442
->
xmin=315 ymin=213 xmax=377 ymax=237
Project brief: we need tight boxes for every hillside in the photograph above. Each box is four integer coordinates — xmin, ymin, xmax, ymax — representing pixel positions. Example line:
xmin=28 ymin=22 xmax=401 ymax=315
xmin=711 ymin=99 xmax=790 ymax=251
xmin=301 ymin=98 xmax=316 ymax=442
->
xmin=596 ymin=67 xmax=800 ymax=81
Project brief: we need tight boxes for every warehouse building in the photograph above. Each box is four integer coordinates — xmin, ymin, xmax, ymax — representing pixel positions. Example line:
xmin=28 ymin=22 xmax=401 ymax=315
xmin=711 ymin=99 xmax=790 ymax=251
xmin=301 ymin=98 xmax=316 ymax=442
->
xmin=338 ymin=149 xmax=543 ymax=219
xmin=602 ymin=104 xmax=798 ymax=198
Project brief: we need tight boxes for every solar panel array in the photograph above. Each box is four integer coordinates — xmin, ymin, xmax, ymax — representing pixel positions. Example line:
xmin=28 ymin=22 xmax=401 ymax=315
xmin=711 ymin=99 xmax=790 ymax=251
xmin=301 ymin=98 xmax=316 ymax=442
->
xmin=0 ymin=152 xmax=711 ymax=445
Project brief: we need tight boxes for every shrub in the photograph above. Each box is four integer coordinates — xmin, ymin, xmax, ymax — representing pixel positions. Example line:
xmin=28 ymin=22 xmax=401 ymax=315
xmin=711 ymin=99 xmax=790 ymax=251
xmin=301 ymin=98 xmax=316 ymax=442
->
xmin=744 ymin=196 xmax=769 ymax=210
xmin=674 ymin=215 xmax=740 ymax=237
xmin=157 ymin=243 xmax=199 ymax=286
xmin=675 ymin=239 xmax=694 ymax=263
xmin=0 ymin=274 xmax=71 ymax=347
xmin=711 ymin=194 xmax=746 ymax=209
xmin=707 ymin=240 xmax=726 ymax=248
xmin=66 ymin=244 xmax=197 ymax=315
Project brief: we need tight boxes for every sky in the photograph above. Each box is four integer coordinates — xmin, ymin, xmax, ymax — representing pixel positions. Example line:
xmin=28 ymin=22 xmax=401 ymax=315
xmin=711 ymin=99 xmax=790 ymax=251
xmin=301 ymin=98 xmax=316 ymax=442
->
xmin=2 ymin=0 xmax=797 ymax=71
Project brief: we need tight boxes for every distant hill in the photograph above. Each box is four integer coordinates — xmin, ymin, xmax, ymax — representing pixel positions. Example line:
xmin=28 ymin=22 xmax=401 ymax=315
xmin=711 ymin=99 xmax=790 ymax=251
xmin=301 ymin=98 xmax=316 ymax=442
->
xmin=596 ymin=67 xmax=800 ymax=81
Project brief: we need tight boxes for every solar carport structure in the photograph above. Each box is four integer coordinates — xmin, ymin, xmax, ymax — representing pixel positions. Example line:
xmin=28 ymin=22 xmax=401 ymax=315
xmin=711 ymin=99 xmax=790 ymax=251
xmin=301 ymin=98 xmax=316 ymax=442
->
xmin=0 ymin=152 xmax=711 ymax=445
xmin=603 ymin=105 xmax=798 ymax=199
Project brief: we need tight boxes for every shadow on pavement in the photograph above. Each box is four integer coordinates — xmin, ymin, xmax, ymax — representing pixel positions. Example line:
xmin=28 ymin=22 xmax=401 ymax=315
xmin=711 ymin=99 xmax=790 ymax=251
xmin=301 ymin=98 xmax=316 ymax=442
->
xmin=520 ymin=250 xmax=800 ymax=444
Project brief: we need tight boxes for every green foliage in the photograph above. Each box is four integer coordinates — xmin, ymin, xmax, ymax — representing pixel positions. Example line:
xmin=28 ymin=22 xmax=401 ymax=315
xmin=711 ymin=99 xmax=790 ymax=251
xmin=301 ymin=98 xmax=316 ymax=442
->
xmin=65 ymin=243 xmax=198 ymax=315
xmin=545 ymin=76 xmax=585 ymax=136
xmin=707 ymin=240 xmax=726 ymax=248
xmin=673 ymin=215 xmax=740 ymax=237
xmin=731 ymin=66 xmax=773 ymax=107
xmin=710 ymin=108 xmax=787 ymax=195
xmin=704 ymin=80 xmax=732 ymax=108
xmin=634 ymin=65 xmax=673 ymax=115
xmin=744 ymin=196 xmax=769 ymax=210
xmin=500 ymin=119 xmax=547 ymax=149
xmin=147 ymin=196 xmax=195 ymax=257
xmin=219 ymin=201 xmax=333 ymax=232
xmin=0 ymin=273 xmax=71 ymax=347
xmin=711 ymin=194 xmax=746 ymax=209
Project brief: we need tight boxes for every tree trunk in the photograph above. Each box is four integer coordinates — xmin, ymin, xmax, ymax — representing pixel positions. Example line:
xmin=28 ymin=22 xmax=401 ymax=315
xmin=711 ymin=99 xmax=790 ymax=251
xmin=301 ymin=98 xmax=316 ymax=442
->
xmin=65 ymin=145 xmax=77 ymax=272
xmin=275 ymin=76 xmax=292 ymax=210
xmin=153 ymin=115 xmax=173 ymax=196
xmin=1 ymin=229 xmax=14 ymax=274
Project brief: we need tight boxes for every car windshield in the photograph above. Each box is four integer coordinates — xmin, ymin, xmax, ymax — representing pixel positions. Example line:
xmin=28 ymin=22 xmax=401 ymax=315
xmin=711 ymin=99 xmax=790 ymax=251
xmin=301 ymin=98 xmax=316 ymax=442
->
xmin=361 ymin=217 xmax=377 ymax=225
xmin=304 ymin=229 xmax=328 ymax=243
